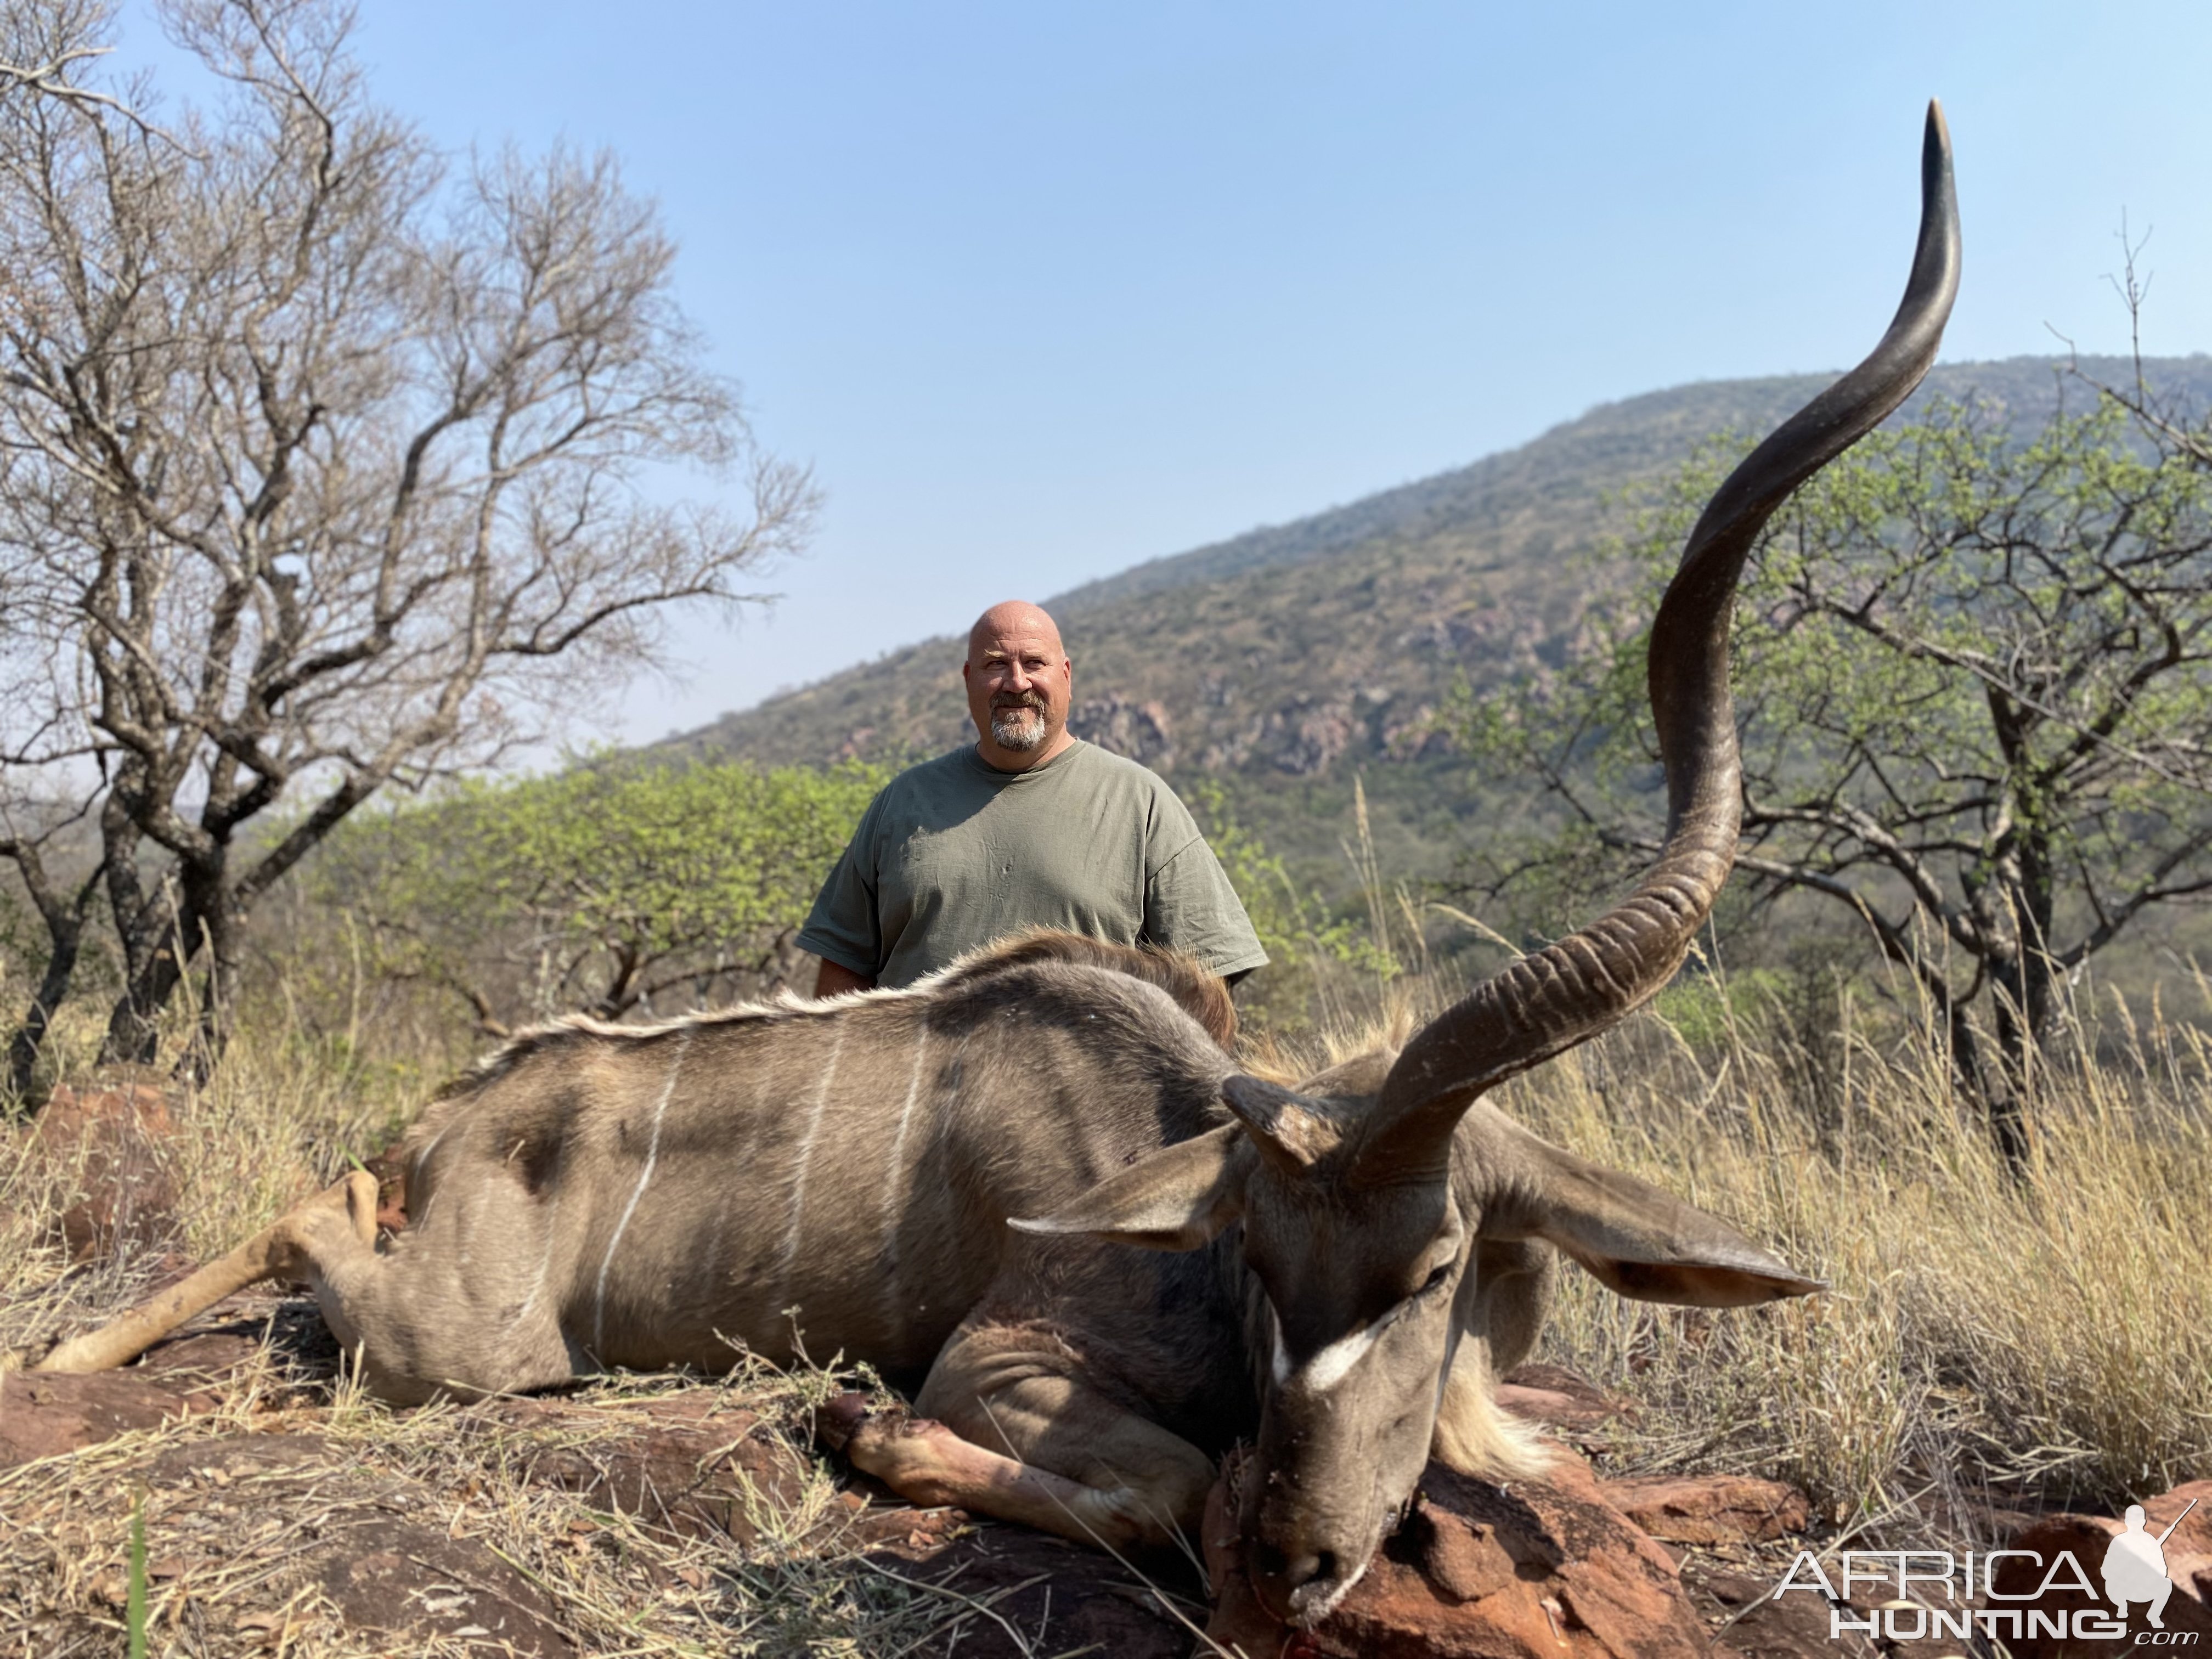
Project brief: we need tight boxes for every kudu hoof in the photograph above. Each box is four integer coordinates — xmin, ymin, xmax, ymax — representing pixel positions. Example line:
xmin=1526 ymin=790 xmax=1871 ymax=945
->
xmin=813 ymin=1390 xmax=888 ymax=1453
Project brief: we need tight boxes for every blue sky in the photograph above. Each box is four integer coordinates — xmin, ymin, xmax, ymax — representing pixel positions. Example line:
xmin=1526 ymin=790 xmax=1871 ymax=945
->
xmin=132 ymin=2 xmax=2212 ymax=741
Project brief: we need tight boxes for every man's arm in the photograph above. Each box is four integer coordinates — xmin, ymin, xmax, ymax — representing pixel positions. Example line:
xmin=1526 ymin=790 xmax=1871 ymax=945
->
xmin=797 ymin=787 xmax=890 ymax=996
xmin=1143 ymin=834 xmax=1271 ymax=984
xmin=814 ymin=958 xmax=876 ymax=998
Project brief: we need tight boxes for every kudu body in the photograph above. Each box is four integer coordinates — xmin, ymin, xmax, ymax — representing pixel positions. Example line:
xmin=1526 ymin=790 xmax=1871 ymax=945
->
xmin=41 ymin=106 xmax=1959 ymax=1630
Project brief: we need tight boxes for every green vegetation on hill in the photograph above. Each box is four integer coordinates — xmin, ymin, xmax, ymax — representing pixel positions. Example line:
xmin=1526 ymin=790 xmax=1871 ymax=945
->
xmin=673 ymin=357 xmax=2212 ymax=895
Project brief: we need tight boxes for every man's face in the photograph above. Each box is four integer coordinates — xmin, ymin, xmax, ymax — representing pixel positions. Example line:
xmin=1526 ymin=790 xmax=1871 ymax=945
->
xmin=963 ymin=610 xmax=1072 ymax=757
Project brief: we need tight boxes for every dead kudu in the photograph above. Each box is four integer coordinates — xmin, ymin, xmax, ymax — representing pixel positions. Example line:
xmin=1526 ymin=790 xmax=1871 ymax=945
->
xmin=42 ymin=107 xmax=1959 ymax=1631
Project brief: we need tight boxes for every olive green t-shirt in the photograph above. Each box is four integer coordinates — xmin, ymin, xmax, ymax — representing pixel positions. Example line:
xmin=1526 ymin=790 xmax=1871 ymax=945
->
xmin=799 ymin=741 xmax=1268 ymax=989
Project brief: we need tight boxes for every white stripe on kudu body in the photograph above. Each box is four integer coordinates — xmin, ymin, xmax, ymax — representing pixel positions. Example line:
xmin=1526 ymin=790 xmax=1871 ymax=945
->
xmin=878 ymin=1029 xmax=931 ymax=1339
xmin=775 ymin=1026 xmax=848 ymax=1302
xmin=593 ymin=1031 xmax=692 ymax=1358
xmin=885 ymin=1029 xmax=930 ymax=1198
xmin=516 ymin=1192 xmax=562 ymax=1324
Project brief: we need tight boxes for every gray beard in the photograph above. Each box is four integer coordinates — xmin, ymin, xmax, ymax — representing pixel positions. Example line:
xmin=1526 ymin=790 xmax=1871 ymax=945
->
xmin=990 ymin=707 xmax=1047 ymax=751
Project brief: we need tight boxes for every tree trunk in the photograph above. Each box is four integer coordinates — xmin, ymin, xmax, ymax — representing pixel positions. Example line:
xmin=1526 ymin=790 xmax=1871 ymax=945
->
xmin=182 ymin=891 xmax=246 ymax=1085
xmin=1981 ymin=834 xmax=2058 ymax=1175
xmin=3 ymin=861 xmax=102 ymax=1109
xmin=8 ymin=930 xmax=83 ymax=1107
xmin=99 ymin=851 xmax=230 ymax=1071
xmin=1947 ymin=983 xmax=2032 ymax=1176
xmin=97 ymin=788 xmax=168 ymax=1067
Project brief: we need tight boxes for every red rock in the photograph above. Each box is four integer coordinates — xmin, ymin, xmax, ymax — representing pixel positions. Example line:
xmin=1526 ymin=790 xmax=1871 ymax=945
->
xmin=133 ymin=1435 xmax=577 ymax=1657
xmin=313 ymin=1520 xmax=574 ymax=1656
xmin=1205 ymin=1451 xmax=1712 ymax=1658
xmin=858 ymin=1526 xmax=1193 ymax=1659
xmin=1500 ymin=1363 xmax=1633 ymax=1432
xmin=30 ymin=1081 xmax=181 ymax=1260
xmin=0 ymin=1369 xmax=213 ymax=1465
xmin=2154 ymin=1481 xmax=2212 ymax=1558
xmin=489 ymin=1391 xmax=817 ymax=1547
xmin=1599 ymin=1474 xmax=1810 ymax=1545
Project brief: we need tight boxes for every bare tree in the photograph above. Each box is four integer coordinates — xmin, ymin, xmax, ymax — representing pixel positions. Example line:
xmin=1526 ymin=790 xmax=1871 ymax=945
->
xmin=1451 ymin=392 xmax=2212 ymax=1166
xmin=0 ymin=0 xmax=814 ymax=1091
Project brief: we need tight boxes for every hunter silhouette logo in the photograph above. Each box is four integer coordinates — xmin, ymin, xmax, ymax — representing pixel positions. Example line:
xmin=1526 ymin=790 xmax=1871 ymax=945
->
xmin=2107 ymin=1499 xmax=2198 ymax=1630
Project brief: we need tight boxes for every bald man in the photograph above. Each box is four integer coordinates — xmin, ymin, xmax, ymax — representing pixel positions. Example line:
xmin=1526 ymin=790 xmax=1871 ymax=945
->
xmin=802 ymin=601 xmax=1267 ymax=995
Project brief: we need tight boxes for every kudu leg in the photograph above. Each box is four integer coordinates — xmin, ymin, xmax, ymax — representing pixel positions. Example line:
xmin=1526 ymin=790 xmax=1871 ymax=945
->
xmin=823 ymin=1327 xmax=1217 ymax=1553
xmin=36 ymin=1172 xmax=379 ymax=1374
xmin=820 ymin=1394 xmax=1127 ymax=1538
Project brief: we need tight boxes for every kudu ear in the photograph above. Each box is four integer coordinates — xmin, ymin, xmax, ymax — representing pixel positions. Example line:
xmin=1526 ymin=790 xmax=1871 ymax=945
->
xmin=1481 ymin=1114 xmax=1824 ymax=1306
xmin=1009 ymin=1125 xmax=1249 ymax=1252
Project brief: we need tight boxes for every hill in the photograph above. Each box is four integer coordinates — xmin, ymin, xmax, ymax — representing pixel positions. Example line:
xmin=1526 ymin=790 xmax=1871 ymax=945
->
xmin=669 ymin=356 xmax=2212 ymax=879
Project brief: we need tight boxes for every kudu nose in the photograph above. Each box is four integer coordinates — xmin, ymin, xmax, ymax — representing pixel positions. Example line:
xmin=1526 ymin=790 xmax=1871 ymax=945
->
xmin=1250 ymin=1542 xmax=1344 ymax=1623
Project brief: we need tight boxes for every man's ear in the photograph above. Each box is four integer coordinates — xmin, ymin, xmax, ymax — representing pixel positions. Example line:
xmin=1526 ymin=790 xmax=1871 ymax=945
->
xmin=1010 ymin=1125 xmax=1248 ymax=1252
xmin=1476 ymin=1112 xmax=1823 ymax=1306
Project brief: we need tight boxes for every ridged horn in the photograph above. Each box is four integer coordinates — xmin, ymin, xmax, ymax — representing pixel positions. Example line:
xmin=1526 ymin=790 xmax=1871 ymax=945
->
xmin=1356 ymin=101 xmax=1961 ymax=1184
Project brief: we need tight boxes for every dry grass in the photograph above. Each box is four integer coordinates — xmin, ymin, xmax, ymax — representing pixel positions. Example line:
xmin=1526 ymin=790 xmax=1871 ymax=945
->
xmin=1 ymin=1010 xmax=409 ymax=1367
xmin=0 ymin=1358 xmax=1086 ymax=1657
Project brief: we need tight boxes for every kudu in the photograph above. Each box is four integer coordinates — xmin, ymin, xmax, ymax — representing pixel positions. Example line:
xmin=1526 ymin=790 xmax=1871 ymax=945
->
xmin=40 ymin=105 xmax=1959 ymax=1630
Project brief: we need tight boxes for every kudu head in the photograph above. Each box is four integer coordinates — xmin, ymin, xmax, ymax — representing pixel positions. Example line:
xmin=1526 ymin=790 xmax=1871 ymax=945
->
xmin=1018 ymin=104 xmax=1960 ymax=1626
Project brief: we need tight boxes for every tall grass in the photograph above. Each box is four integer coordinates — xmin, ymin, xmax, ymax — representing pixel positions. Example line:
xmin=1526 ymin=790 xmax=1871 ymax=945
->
xmin=0 ymin=1003 xmax=413 ymax=1361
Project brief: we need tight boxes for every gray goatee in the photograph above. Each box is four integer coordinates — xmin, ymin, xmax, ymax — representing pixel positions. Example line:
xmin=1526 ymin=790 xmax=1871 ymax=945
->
xmin=990 ymin=698 xmax=1048 ymax=752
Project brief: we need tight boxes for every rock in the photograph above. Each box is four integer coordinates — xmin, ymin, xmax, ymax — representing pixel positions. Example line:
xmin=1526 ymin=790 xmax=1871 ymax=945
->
xmin=1205 ymin=1451 xmax=1713 ymax=1658
xmin=490 ymin=1390 xmax=818 ymax=1547
xmin=1263 ymin=697 xmax=1356 ymax=776
xmin=131 ymin=1288 xmax=346 ymax=1387
xmin=1701 ymin=1594 xmax=1838 ymax=1659
xmin=138 ymin=1435 xmax=575 ymax=1657
xmin=0 ymin=1369 xmax=213 ymax=1465
xmin=313 ymin=1518 xmax=575 ymax=1657
xmin=1675 ymin=1560 xmax=1841 ymax=1659
xmin=2155 ymin=1480 xmax=2212 ymax=1560
xmin=1599 ymin=1474 xmax=1810 ymax=1545
xmin=1069 ymin=693 xmax=1173 ymax=767
xmin=1500 ymin=1363 xmax=1633 ymax=1433
xmin=859 ymin=1527 xmax=1195 ymax=1659
xmin=30 ymin=1081 xmax=181 ymax=1259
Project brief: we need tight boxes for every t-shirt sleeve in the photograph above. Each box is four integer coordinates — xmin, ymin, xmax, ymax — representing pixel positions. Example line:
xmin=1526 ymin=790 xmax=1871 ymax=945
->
xmin=797 ymin=794 xmax=887 ymax=978
xmin=1143 ymin=805 xmax=1270 ymax=979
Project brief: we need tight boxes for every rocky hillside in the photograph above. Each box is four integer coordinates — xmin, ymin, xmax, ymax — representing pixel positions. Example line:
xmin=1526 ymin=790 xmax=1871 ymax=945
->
xmin=673 ymin=356 xmax=2212 ymax=875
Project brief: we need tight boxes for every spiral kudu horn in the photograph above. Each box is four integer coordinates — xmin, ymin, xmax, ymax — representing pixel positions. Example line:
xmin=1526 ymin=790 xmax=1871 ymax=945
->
xmin=1355 ymin=103 xmax=1961 ymax=1183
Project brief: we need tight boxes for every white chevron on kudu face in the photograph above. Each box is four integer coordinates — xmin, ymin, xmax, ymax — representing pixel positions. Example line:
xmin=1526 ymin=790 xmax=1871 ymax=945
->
xmin=1268 ymin=1301 xmax=1393 ymax=1394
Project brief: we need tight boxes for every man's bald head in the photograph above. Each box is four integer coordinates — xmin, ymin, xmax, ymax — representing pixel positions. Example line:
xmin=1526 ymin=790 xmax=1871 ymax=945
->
xmin=966 ymin=600 xmax=1065 ymax=664
xmin=962 ymin=599 xmax=1075 ymax=771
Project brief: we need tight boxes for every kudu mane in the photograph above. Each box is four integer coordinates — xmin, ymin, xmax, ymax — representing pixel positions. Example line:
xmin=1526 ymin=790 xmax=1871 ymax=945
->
xmin=424 ymin=928 xmax=1235 ymax=1104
